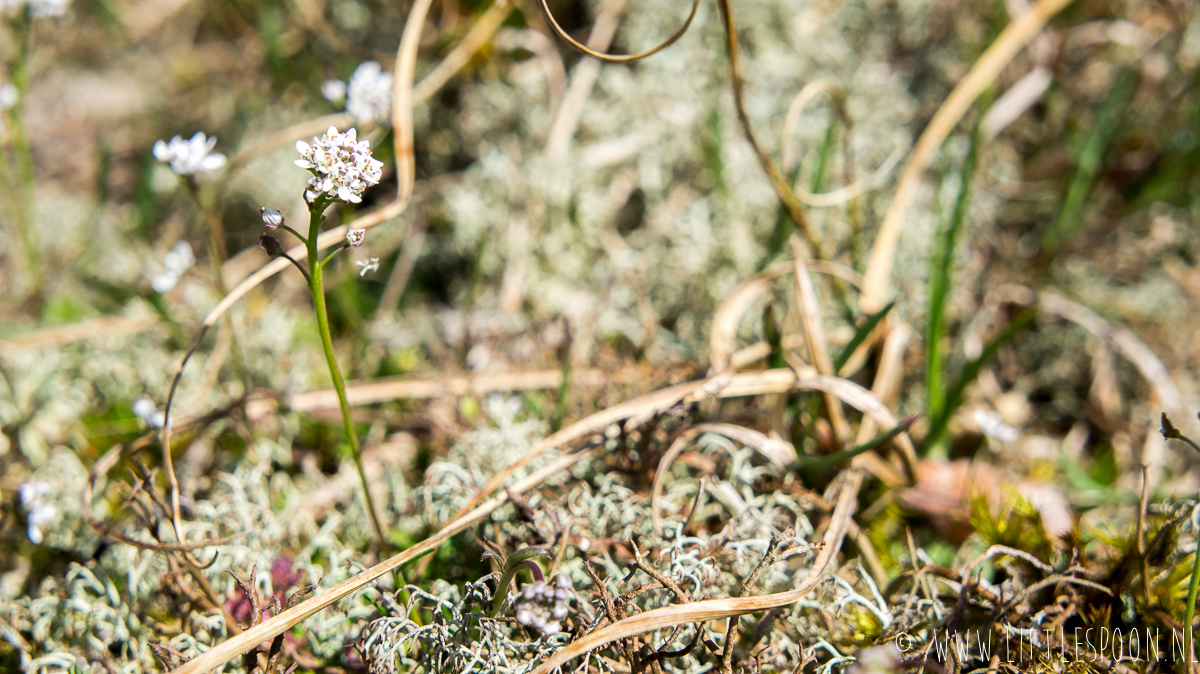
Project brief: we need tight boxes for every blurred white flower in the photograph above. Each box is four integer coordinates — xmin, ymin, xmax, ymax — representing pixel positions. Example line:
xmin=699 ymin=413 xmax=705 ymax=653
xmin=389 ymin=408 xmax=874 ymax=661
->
xmin=152 ymin=132 xmax=227 ymax=175
xmin=2 ymin=0 xmax=69 ymax=18
xmin=345 ymin=61 xmax=393 ymax=124
xmin=356 ymin=257 xmax=380 ymax=277
xmin=149 ymin=241 xmax=194 ymax=293
xmin=0 ymin=83 xmax=17 ymax=110
xmin=322 ymin=79 xmax=347 ymax=103
xmin=346 ymin=228 xmax=365 ymax=247
xmin=974 ymin=408 xmax=1019 ymax=444
xmin=132 ymin=396 xmax=166 ymax=428
xmin=295 ymin=126 xmax=383 ymax=204
xmin=18 ymin=481 xmax=57 ymax=544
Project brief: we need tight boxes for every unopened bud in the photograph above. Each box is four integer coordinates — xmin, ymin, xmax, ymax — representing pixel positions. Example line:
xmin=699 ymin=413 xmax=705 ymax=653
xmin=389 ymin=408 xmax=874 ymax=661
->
xmin=346 ymin=228 xmax=366 ymax=247
xmin=261 ymin=207 xmax=285 ymax=230
xmin=260 ymin=234 xmax=284 ymax=258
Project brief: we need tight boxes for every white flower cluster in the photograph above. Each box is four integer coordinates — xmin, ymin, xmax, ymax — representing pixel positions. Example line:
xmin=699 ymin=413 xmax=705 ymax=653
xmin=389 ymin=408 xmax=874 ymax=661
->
xmin=345 ymin=61 xmax=393 ymax=124
xmin=513 ymin=574 xmax=572 ymax=636
xmin=153 ymin=132 xmax=227 ymax=175
xmin=1 ymin=0 xmax=69 ymax=19
xmin=149 ymin=240 xmax=195 ymax=293
xmin=295 ymin=126 xmax=384 ymax=204
xmin=356 ymin=257 xmax=380 ymax=276
xmin=18 ymin=481 xmax=56 ymax=544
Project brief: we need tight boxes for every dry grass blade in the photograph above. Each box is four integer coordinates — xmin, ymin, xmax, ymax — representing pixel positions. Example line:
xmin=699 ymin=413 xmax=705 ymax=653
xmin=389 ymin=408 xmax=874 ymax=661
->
xmin=530 ymin=469 xmax=865 ymax=674
xmin=0 ymin=315 xmax=158 ymax=354
xmin=709 ymin=270 xmax=782 ymax=373
xmin=170 ymin=451 xmax=589 ymax=674
xmin=283 ymin=367 xmax=613 ymax=412
xmin=411 ymin=0 xmax=512 ymax=102
xmin=791 ymin=237 xmax=851 ymax=442
xmin=392 ymin=0 xmax=434 ymax=205
xmin=796 ymin=148 xmax=904 ymax=208
xmin=860 ymin=0 xmax=1075 ymax=312
xmin=852 ymin=321 xmax=912 ymax=445
xmin=224 ymin=113 xmax=351 ymax=178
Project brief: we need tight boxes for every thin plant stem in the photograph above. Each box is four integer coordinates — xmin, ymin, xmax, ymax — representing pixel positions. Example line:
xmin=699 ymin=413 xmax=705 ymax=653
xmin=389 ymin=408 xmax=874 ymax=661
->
xmin=305 ymin=204 xmax=389 ymax=551
xmin=6 ymin=13 xmax=41 ymax=297
xmin=1163 ymin=413 xmax=1200 ymax=670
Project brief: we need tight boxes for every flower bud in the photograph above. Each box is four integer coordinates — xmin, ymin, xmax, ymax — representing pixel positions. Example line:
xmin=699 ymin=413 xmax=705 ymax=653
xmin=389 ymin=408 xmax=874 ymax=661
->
xmin=346 ymin=228 xmax=366 ymax=247
xmin=260 ymin=234 xmax=285 ymax=258
xmin=261 ymin=207 xmax=285 ymax=230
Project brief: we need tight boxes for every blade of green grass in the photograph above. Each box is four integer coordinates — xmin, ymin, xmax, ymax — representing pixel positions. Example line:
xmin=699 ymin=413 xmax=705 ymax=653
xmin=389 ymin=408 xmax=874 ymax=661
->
xmin=926 ymin=129 xmax=981 ymax=441
xmin=1041 ymin=68 xmax=1137 ymax=255
xmin=925 ymin=308 xmax=1038 ymax=452
xmin=798 ymin=416 xmax=918 ymax=467
xmin=833 ymin=300 xmax=895 ymax=372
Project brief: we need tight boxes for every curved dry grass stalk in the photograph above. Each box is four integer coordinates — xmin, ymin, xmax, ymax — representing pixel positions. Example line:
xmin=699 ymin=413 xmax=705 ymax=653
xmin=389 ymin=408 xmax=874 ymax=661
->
xmin=224 ymin=113 xmax=351 ymax=178
xmin=537 ymin=0 xmax=699 ymax=63
xmin=530 ymin=468 xmax=866 ymax=674
xmin=709 ymin=270 xmax=782 ymax=373
xmin=544 ymin=0 xmax=626 ymax=158
xmin=650 ymin=422 xmax=795 ymax=535
xmin=796 ymin=147 xmax=904 ymax=208
xmin=169 ymin=451 xmax=588 ymax=674
xmin=781 ymin=79 xmax=847 ymax=172
xmin=860 ymin=0 xmax=1075 ymax=313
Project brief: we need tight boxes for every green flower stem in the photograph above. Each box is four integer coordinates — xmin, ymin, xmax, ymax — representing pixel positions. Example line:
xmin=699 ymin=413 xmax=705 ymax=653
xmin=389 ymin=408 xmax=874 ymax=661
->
xmin=1163 ymin=413 xmax=1200 ymax=666
xmin=488 ymin=548 xmax=550 ymax=617
xmin=305 ymin=204 xmax=388 ymax=551
xmin=6 ymin=13 xmax=41 ymax=297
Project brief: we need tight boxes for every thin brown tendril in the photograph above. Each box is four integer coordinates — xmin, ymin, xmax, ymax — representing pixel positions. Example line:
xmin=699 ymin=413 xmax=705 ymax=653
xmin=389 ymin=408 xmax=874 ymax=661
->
xmin=537 ymin=0 xmax=700 ymax=63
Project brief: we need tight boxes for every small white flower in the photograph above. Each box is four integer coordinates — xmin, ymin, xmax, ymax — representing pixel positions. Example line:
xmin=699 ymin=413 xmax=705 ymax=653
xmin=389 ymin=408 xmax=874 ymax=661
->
xmin=322 ymin=79 xmax=347 ymax=103
xmin=261 ymin=207 xmax=285 ymax=230
xmin=149 ymin=241 xmax=194 ymax=293
xmin=162 ymin=240 xmax=195 ymax=276
xmin=153 ymin=132 xmax=227 ymax=175
xmin=295 ymin=126 xmax=384 ymax=204
xmin=356 ymin=257 xmax=380 ymax=277
xmin=346 ymin=228 xmax=366 ymax=247
xmin=132 ymin=396 xmax=166 ymax=428
xmin=345 ymin=61 xmax=393 ymax=124
xmin=974 ymin=408 xmax=1019 ymax=444
xmin=18 ymin=482 xmax=57 ymax=545
xmin=0 ymin=83 xmax=17 ymax=111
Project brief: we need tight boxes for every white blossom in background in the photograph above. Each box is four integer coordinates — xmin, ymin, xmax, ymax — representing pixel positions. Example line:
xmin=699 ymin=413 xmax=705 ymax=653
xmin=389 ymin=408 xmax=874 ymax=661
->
xmin=345 ymin=61 xmax=393 ymax=124
xmin=356 ymin=257 xmax=380 ymax=277
xmin=152 ymin=132 xmax=227 ymax=175
xmin=295 ymin=126 xmax=383 ymax=203
xmin=513 ymin=574 xmax=572 ymax=636
xmin=18 ymin=481 xmax=57 ymax=544
xmin=1 ymin=0 xmax=69 ymax=18
xmin=0 ymin=83 xmax=17 ymax=110
xmin=321 ymin=79 xmax=347 ymax=103
xmin=974 ymin=408 xmax=1020 ymax=444
xmin=132 ymin=396 xmax=166 ymax=428
xmin=149 ymin=240 xmax=195 ymax=293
